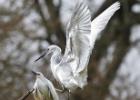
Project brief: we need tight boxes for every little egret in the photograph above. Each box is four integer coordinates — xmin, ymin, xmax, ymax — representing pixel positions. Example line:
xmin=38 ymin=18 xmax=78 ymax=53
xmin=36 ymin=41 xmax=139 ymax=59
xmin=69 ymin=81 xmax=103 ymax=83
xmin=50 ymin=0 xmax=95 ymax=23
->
xmin=32 ymin=71 xmax=59 ymax=100
xmin=35 ymin=0 xmax=120 ymax=93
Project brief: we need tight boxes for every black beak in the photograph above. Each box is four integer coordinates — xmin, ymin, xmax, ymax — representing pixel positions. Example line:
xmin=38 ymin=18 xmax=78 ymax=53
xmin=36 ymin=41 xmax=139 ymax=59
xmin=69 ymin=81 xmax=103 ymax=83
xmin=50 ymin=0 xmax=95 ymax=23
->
xmin=32 ymin=70 xmax=39 ymax=76
xmin=34 ymin=51 xmax=47 ymax=62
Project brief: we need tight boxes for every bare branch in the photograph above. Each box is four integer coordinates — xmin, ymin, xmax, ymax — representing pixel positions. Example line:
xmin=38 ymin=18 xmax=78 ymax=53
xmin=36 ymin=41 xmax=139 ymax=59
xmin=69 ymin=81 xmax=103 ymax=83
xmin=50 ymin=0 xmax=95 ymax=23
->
xmin=44 ymin=0 xmax=59 ymax=18
xmin=18 ymin=89 xmax=34 ymax=100
xmin=0 ymin=14 xmax=24 ymax=32
xmin=34 ymin=0 xmax=66 ymax=49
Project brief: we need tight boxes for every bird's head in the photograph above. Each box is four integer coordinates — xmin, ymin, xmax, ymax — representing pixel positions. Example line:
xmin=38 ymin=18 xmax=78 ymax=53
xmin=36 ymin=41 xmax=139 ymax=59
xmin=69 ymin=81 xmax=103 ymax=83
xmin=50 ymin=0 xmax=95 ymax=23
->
xmin=32 ymin=71 xmax=44 ymax=78
xmin=46 ymin=45 xmax=61 ymax=56
xmin=32 ymin=71 xmax=59 ymax=100
xmin=35 ymin=45 xmax=61 ymax=62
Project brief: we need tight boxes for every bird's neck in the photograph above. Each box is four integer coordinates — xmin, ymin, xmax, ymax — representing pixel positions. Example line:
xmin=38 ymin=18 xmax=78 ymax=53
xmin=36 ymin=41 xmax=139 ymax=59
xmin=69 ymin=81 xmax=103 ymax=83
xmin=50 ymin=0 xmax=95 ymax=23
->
xmin=50 ymin=49 xmax=62 ymax=66
xmin=50 ymin=48 xmax=61 ymax=79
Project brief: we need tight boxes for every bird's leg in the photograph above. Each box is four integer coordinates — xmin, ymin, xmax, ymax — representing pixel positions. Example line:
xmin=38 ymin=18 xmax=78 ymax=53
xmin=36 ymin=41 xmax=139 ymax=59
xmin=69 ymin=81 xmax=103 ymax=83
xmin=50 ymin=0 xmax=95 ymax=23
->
xmin=55 ymin=85 xmax=66 ymax=93
xmin=55 ymin=88 xmax=65 ymax=93
xmin=68 ymin=89 xmax=71 ymax=100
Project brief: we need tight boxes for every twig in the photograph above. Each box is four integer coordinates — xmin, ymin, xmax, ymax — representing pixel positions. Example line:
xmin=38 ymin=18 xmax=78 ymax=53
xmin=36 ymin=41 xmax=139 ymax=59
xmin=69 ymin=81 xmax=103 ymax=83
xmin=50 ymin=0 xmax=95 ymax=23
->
xmin=18 ymin=89 xmax=34 ymax=100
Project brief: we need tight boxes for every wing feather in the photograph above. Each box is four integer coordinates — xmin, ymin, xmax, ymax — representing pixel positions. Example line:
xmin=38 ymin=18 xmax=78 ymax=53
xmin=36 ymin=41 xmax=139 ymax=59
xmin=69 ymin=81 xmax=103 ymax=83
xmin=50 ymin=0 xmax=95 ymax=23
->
xmin=64 ymin=0 xmax=91 ymax=73
xmin=64 ymin=1 xmax=120 ymax=75
xmin=78 ymin=1 xmax=120 ymax=73
xmin=90 ymin=2 xmax=120 ymax=48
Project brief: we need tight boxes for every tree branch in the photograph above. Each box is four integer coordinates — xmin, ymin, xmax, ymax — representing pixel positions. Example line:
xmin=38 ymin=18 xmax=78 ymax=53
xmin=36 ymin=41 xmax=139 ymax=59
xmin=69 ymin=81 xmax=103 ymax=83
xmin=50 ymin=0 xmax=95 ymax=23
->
xmin=34 ymin=0 xmax=52 ymax=37
xmin=18 ymin=89 xmax=34 ymax=100
xmin=34 ymin=0 xmax=66 ymax=49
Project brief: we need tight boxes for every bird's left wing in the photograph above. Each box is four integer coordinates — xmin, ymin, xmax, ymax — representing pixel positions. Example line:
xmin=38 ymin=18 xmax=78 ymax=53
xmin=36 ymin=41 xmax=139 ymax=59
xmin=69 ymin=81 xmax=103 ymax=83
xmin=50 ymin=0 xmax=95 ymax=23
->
xmin=64 ymin=0 xmax=91 ymax=73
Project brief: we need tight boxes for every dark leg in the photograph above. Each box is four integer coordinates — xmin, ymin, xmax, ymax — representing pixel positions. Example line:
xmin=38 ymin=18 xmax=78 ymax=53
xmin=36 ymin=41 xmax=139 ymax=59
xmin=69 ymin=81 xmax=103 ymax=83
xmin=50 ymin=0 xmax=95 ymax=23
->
xmin=68 ymin=89 xmax=71 ymax=100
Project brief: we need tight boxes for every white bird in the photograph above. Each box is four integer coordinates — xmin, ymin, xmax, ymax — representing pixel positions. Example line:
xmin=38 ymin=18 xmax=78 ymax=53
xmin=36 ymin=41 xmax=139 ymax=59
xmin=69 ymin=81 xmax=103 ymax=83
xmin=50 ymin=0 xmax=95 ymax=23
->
xmin=35 ymin=0 xmax=120 ymax=92
xmin=32 ymin=71 xmax=59 ymax=100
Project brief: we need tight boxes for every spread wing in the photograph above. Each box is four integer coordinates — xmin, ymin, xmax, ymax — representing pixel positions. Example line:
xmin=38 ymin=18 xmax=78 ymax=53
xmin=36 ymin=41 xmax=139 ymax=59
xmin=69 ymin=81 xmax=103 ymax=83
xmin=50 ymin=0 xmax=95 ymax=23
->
xmin=64 ymin=0 xmax=91 ymax=73
xmin=64 ymin=0 xmax=120 ymax=73
xmin=90 ymin=2 xmax=120 ymax=48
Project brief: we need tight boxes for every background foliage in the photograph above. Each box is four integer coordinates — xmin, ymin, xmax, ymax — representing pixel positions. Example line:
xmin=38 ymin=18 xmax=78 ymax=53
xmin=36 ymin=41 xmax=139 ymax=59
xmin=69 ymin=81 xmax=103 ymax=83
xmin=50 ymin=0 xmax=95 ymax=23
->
xmin=0 ymin=0 xmax=140 ymax=100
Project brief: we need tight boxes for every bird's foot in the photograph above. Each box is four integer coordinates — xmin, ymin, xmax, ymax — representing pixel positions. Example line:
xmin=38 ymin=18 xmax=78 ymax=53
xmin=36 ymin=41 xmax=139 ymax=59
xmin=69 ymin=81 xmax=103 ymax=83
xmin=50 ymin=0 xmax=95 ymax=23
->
xmin=55 ymin=88 xmax=66 ymax=93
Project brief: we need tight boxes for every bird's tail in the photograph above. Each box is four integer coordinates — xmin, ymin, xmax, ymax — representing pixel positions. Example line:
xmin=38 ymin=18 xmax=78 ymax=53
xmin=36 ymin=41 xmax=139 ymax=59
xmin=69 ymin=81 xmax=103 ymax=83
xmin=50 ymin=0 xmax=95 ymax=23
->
xmin=74 ymin=68 xmax=88 ymax=89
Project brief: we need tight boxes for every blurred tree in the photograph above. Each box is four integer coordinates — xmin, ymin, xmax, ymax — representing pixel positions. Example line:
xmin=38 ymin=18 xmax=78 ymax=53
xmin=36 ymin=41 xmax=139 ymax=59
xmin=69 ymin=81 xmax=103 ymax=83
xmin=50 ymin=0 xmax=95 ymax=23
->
xmin=33 ymin=0 xmax=140 ymax=100
xmin=0 ymin=0 xmax=140 ymax=100
xmin=107 ymin=74 xmax=140 ymax=100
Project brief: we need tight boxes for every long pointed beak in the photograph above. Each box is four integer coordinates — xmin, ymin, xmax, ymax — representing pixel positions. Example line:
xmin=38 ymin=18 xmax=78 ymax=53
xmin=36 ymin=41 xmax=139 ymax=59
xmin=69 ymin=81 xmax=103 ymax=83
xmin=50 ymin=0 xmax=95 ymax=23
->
xmin=34 ymin=51 xmax=47 ymax=62
xmin=32 ymin=70 xmax=39 ymax=76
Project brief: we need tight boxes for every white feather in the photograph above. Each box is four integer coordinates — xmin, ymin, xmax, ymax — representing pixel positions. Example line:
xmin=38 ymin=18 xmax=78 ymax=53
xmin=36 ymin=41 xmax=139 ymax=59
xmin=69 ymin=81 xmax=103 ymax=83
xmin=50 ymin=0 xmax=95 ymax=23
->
xmin=38 ymin=1 xmax=120 ymax=91
xmin=33 ymin=72 xmax=59 ymax=100
xmin=64 ymin=1 xmax=120 ymax=88
xmin=90 ymin=2 xmax=120 ymax=48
